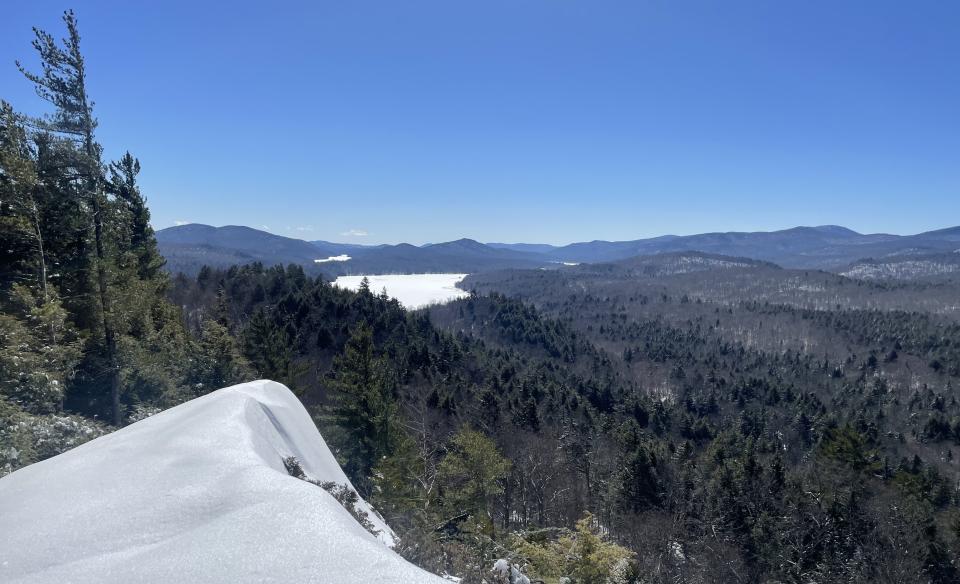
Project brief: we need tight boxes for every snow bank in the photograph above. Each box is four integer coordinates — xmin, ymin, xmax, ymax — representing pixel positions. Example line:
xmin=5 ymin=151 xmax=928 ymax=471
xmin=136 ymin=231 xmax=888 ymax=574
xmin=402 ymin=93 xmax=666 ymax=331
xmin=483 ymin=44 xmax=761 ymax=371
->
xmin=0 ymin=380 xmax=445 ymax=584
xmin=333 ymin=274 xmax=470 ymax=309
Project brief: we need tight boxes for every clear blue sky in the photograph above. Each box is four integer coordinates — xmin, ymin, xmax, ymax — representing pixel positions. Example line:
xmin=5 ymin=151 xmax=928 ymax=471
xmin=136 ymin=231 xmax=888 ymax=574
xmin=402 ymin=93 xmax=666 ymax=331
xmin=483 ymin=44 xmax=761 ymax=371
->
xmin=3 ymin=1 xmax=958 ymax=245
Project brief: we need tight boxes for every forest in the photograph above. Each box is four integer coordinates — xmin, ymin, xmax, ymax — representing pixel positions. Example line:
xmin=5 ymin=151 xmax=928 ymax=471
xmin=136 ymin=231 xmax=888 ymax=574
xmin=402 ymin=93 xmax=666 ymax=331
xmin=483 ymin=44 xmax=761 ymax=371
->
xmin=2 ymin=11 xmax=960 ymax=584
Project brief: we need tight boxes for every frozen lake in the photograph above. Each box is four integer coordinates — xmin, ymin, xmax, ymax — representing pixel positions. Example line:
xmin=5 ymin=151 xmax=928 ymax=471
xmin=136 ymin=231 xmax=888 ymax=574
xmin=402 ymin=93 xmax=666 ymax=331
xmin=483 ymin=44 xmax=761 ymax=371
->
xmin=332 ymin=274 xmax=470 ymax=310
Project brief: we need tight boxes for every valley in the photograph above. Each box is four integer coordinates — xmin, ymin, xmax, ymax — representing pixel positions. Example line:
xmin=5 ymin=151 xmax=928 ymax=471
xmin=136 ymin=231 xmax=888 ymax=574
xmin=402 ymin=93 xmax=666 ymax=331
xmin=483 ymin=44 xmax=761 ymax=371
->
xmin=3 ymin=6 xmax=960 ymax=584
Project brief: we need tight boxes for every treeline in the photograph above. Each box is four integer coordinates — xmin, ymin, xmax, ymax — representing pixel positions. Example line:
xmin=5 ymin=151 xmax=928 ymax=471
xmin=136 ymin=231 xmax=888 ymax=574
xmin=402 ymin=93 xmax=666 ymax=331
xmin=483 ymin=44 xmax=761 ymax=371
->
xmin=0 ymin=12 xmax=253 ymax=475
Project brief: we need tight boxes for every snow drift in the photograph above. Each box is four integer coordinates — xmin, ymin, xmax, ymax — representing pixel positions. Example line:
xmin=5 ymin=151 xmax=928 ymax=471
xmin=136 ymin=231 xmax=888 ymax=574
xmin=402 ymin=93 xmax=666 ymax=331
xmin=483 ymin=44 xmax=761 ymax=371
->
xmin=0 ymin=380 xmax=445 ymax=584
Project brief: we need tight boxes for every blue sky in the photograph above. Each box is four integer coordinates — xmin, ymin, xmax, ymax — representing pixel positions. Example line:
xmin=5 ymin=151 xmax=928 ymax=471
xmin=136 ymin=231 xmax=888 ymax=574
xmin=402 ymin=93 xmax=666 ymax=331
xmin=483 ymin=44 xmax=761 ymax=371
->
xmin=3 ymin=1 xmax=959 ymax=245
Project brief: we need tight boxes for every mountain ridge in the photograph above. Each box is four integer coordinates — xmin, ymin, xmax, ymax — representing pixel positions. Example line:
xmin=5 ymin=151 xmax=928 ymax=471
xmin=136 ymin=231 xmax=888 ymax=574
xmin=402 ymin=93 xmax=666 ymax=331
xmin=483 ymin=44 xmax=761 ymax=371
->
xmin=156 ymin=223 xmax=960 ymax=276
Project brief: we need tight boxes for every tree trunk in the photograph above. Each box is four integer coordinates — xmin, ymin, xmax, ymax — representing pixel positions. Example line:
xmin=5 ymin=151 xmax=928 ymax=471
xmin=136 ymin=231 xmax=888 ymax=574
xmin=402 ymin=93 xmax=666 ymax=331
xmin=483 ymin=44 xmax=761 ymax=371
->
xmin=29 ymin=195 xmax=49 ymax=305
xmin=30 ymin=190 xmax=63 ymax=411
xmin=79 ymin=70 xmax=121 ymax=426
xmin=91 ymin=190 xmax=121 ymax=426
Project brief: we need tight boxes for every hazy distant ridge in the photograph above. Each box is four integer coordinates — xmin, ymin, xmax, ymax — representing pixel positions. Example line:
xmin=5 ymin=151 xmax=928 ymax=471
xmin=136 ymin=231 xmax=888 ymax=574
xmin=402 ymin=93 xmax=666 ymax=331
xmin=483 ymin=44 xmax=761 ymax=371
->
xmin=157 ymin=223 xmax=960 ymax=276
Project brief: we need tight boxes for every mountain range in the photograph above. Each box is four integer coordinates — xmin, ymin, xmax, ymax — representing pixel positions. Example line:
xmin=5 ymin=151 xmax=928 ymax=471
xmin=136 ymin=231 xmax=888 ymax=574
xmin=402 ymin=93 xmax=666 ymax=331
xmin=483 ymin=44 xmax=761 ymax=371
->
xmin=156 ymin=223 xmax=960 ymax=278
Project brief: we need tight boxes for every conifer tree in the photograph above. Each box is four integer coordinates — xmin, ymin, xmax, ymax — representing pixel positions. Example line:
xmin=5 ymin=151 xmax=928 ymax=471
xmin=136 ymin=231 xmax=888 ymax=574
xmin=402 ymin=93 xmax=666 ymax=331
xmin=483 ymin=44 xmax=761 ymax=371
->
xmin=0 ymin=284 xmax=81 ymax=413
xmin=438 ymin=427 xmax=511 ymax=527
xmin=108 ymin=151 xmax=164 ymax=280
xmin=0 ymin=102 xmax=45 ymax=294
xmin=17 ymin=10 xmax=122 ymax=425
xmin=242 ymin=308 xmax=291 ymax=382
xmin=190 ymin=319 xmax=254 ymax=392
xmin=328 ymin=322 xmax=397 ymax=494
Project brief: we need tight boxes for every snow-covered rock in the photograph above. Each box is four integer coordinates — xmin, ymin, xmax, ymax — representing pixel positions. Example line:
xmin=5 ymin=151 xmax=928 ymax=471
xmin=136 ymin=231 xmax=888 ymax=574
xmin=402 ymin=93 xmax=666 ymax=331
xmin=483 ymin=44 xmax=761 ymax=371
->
xmin=0 ymin=380 xmax=445 ymax=584
xmin=489 ymin=559 xmax=531 ymax=584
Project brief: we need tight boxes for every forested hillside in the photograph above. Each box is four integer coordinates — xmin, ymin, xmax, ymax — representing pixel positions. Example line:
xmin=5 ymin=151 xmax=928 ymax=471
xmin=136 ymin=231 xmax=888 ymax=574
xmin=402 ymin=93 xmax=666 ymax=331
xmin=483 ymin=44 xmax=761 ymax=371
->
xmin=163 ymin=261 xmax=960 ymax=583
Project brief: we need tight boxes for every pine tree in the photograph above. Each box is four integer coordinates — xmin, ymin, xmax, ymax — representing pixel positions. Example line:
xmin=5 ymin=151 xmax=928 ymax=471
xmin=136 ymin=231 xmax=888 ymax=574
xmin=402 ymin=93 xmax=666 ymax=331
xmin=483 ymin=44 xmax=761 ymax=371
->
xmin=437 ymin=427 xmax=511 ymax=527
xmin=17 ymin=10 xmax=123 ymax=425
xmin=564 ymin=513 xmax=636 ymax=584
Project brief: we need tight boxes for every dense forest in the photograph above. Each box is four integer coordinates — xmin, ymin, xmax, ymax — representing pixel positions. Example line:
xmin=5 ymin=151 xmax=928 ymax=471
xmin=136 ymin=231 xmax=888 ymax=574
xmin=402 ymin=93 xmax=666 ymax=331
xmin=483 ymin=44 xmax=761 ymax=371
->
xmin=169 ymin=260 xmax=960 ymax=583
xmin=3 ymin=12 xmax=960 ymax=584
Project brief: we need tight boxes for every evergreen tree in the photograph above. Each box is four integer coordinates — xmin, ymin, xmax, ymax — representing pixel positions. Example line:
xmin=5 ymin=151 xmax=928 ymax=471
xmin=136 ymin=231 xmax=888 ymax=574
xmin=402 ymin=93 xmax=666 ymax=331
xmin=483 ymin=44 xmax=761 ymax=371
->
xmin=327 ymin=322 xmax=396 ymax=494
xmin=17 ymin=10 xmax=123 ymax=425
xmin=4 ymin=10 xmax=197 ymax=430
xmin=0 ymin=284 xmax=81 ymax=413
xmin=189 ymin=319 xmax=254 ymax=393
xmin=0 ymin=102 xmax=45 ymax=293
xmin=438 ymin=427 xmax=511 ymax=527
xmin=242 ymin=308 xmax=291 ymax=382
xmin=564 ymin=514 xmax=636 ymax=584
xmin=107 ymin=151 xmax=164 ymax=280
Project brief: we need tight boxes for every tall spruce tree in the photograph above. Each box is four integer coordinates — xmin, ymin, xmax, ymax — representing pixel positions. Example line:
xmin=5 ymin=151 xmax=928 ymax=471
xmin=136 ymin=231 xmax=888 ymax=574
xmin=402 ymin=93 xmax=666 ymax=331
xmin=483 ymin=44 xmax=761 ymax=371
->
xmin=328 ymin=322 xmax=397 ymax=494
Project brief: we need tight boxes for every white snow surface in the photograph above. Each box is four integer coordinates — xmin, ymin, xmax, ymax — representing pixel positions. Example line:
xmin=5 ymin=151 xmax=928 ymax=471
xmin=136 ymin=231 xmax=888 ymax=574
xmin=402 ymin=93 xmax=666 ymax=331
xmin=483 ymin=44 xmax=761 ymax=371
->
xmin=315 ymin=254 xmax=352 ymax=263
xmin=333 ymin=273 xmax=470 ymax=309
xmin=0 ymin=380 xmax=446 ymax=584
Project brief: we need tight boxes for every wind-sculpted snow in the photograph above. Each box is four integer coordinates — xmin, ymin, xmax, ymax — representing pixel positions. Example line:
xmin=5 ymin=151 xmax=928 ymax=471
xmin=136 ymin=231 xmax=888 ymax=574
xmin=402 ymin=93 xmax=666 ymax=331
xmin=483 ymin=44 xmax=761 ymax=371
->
xmin=0 ymin=380 xmax=446 ymax=584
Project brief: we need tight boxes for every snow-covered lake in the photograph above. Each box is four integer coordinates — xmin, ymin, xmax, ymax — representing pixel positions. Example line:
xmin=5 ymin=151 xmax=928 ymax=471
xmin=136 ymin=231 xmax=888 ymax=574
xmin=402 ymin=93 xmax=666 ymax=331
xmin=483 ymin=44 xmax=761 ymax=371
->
xmin=333 ymin=274 xmax=470 ymax=310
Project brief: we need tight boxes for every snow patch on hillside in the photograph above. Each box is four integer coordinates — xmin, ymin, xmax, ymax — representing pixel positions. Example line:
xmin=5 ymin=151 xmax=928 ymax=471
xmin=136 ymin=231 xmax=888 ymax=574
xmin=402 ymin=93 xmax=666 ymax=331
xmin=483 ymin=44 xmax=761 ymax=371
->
xmin=0 ymin=380 xmax=445 ymax=584
xmin=841 ymin=260 xmax=960 ymax=280
xmin=333 ymin=274 xmax=470 ymax=309
xmin=315 ymin=254 xmax=352 ymax=263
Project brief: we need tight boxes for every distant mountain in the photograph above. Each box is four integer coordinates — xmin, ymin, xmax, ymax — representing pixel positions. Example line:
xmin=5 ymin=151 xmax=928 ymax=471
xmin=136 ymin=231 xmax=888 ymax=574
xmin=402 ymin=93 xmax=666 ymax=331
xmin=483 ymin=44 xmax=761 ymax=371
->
xmin=526 ymin=251 xmax=779 ymax=283
xmin=332 ymin=238 xmax=546 ymax=275
xmin=157 ymin=223 xmax=960 ymax=276
xmin=309 ymin=240 xmax=385 ymax=252
xmin=611 ymin=251 xmax=779 ymax=277
xmin=157 ymin=224 xmax=334 ymax=274
xmin=157 ymin=226 xmax=549 ymax=275
xmin=486 ymin=242 xmax=559 ymax=254
xmin=158 ymin=224 xmax=328 ymax=258
xmin=543 ymin=225 xmax=960 ymax=269
xmin=423 ymin=238 xmax=543 ymax=260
